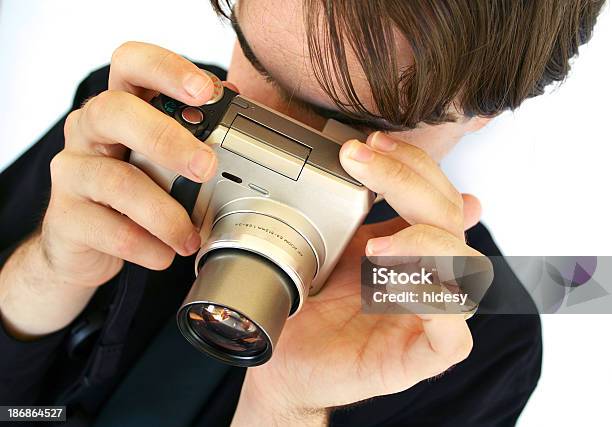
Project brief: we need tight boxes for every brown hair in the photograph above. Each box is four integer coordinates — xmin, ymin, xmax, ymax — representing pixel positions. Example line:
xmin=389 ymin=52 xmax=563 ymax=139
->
xmin=210 ymin=0 xmax=605 ymax=129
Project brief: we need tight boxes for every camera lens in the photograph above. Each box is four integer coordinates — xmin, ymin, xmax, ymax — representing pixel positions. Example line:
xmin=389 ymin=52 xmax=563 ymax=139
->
xmin=186 ymin=304 xmax=268 ymax=356
xmin=177 ymin=248 xmax=299 ymax=366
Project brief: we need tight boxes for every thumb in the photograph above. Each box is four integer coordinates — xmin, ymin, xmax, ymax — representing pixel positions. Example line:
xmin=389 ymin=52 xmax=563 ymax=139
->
xmin=462 ymin=193 xmax=482 ymax=230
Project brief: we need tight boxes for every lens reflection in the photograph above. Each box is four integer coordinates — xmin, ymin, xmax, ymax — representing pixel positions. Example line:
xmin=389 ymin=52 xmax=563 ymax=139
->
xmin=187 ymin=304 xmax=268 ymax=356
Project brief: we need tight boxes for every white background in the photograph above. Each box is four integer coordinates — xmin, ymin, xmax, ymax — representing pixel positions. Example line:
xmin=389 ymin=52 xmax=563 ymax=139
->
xmin=0 ymin=0 xmax=610 ymax=425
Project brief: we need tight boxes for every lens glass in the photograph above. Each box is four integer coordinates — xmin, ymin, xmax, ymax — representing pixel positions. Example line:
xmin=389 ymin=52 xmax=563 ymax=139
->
xmin=186 ymin=304 xmax=268 ymax=356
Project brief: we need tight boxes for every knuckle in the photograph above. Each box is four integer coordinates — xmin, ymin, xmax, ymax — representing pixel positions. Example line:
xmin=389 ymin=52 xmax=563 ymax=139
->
xmin=49 ymin=152 xmax=68 ymax=183
xmin=407 ymin=224 xmax=433 ymax=248
xmin=147 ymin=200 xmax=184 ymax=241
xmin=148 ymin=117 xmax=176 ymax=156
xmin=106 ymin=163 xmax=140 ymax=196
xmin=409 ymin=145 xmax=430 ymax=171
xmin=64 ymin=110 xmax=80 ymax=141
xmin=50 ymin=153 xmax=91 ymax=194
xmin=76 ymin=156 xmax=104 ymax=190
xmin=152 ymin=49 xmax=180 ymax=77
xmin=408 ymin=224 xmax=458 ymax=253
xmin=111 ymin=41 xmax=138 ymax=65
xmin=383 ymin=160 xmax=411 ymax=191
xmin=112 ymin=223 xmax=142 ymax=259
xmin=45 ymin=192 xmax=74 ymax=228
xmin=436 ymin=230 xmax=458 ymax=253
xmin=389 ymin=161 xmax=406 ymax=182
xmin=83 ymin=91 xmax=127 ymax=130
xmin=82 ymin=92 xmax=112 ymax=132
xmin=444 ymin=202 xmax=464 ymax=231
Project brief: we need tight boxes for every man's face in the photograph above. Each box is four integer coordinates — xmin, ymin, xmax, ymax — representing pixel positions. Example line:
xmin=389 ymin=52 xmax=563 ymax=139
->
xmin=226 ymin=0 xmax=489 ymax=163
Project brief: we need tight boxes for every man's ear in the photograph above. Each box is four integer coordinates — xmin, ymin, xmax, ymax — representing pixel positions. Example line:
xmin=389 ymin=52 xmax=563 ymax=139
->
xmin=465 ymin=116 xmax=493 ymax=134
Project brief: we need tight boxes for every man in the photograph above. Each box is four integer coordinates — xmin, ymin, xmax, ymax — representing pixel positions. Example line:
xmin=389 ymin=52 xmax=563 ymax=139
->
xmin=0 ymin=0 xmax=604 ymax=426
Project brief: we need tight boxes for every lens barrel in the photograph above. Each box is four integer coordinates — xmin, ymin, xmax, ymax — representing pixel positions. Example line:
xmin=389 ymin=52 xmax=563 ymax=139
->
xmin=177 ymin=249 xmax=298 ymax=366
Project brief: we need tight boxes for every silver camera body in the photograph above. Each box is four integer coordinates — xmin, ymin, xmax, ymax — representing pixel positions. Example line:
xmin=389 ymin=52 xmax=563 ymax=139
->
xmin=130 ymin=71 xmax=374 ymax=366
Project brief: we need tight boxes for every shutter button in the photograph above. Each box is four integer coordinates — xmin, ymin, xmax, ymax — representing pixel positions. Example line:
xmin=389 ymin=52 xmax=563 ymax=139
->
xmin=181 ymin=107 xmax=204 ymax=124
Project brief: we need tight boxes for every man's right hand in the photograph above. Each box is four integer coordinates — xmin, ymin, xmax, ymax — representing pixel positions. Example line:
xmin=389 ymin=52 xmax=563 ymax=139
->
xmin=0 ymin=42 xmax=217 ymax=339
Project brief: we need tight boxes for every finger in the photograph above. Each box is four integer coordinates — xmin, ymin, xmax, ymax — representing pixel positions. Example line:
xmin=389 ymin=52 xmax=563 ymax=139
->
xmin=365 ymin=224 xmax=481 ymax=257
xmin=223 ymin=81 xmax=240 ymax=92
xmin=340 ymin=140 xmax=464 ymax=238
xmin=51 ymin=152 xmax=201 ymax=257
xmin=357 ymin=197 xmax=479 ymax=255
xmin=60 ymin=199 xmax=177 ymax=271
xmin=462 ymin=193 xmax=482 ymax=230
xmin=64 ymin=110 xmax=128 ymax=160
xmin=402 ymin=314 xmax=473 ymax=379
xmin=360 ymin=216 xmax=408 ymax=241
xmin=68 ymin=90 xmax=216 ymax=182
xmin=365 ymin=132 xmax=461 ymax=206
xmin=109 ymin=41 xmax=214 ymax=105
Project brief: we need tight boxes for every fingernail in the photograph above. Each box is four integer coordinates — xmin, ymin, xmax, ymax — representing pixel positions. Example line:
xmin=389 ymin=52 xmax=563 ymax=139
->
xmin=346 ymin=140 xmax=374 ymax=163
xmin=184 ymin=230 xmax=201 ymax=254
xmin=369 ymin=132 xmax=397 ymax=152
xmin=366 ymin=236 xmax=393 ymax=255
xmin=184 ymin=72 xmax=213 ymax=99
xmin=189 ymin=148 xmax=215 ymax=181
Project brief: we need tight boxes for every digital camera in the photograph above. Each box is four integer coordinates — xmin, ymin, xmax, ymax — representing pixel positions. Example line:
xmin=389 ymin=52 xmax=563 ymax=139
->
xmin=130 ymin=70 xmax=374 ymax=366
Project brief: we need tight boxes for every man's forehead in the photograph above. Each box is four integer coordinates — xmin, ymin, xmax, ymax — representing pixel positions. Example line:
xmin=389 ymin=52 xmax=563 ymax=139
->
xmin=237 ymin=0 xmax=375 ymax=111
